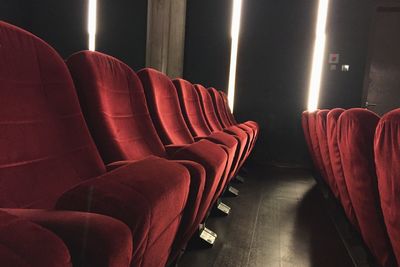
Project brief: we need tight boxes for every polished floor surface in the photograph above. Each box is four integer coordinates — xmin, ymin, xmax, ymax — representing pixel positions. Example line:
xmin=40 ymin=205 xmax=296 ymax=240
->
xmin=179 ymin=165 xmax=354 ymax=267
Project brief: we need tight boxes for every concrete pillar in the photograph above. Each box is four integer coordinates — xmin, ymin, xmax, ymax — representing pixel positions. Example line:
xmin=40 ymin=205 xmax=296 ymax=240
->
xmin=146 ymin=0 xmax=187 ymax=78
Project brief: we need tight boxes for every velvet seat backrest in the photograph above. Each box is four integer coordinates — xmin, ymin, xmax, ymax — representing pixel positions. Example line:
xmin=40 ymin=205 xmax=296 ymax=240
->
xmin=307 ymin=110 xmax=329 ymax=182
xmin=66 ymin=51 xmax=167 ymax=163
xmin=375 ymin=108 xmax=400 ymax=265
xmin=220 ymin=91 xmax=237 ymax=125
xmin=326 ymin=108 xmax=359 ymax=229
xmin=301 ymin=111 xmax=318 ymax=171
xmin=208 ymin=87 xmax=232 ymax=128
xmin=0 ymin=22 xmax=105 ymax=209
xmin=337 ymin=108 xmax=395 ymax=267
xmin=138 ymin=68 xmax=195 ymax=145
xmin=173 ymin=79 xmax=212 ymax=138
xmin=194 ymin=84 xmax=224 ymax=132
xmin=316 ymin=110 xmax=340 ymax=199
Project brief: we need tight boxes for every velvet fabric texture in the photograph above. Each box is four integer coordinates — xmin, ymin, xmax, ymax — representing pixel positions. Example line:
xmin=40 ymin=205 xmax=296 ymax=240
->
xmin=337 ymin=108 xmax=395 ymax=267
xmin=138 ymin=68 xmax=232 ymax=200
xmin=0 ymin=210 xmax=71 ymax=267
xmin=195 ymin=84 xmax=251 ymax=165
xmin=375 ymin=108 xmax=400 ymax=265
xmin=208 ymin=87 xmax=256 ymax=151
xmin=316 ymin=110 xmax=340 ymax=199
xmin=56 ymin=156 xmax=190 ymax=267
xmin=3 ymin=208 xmax=133 ymax=267
xmin=301 ymin=111 xmax=320 ymax=175
xmin=173 ymin=78 xmax=242 ymax=180
xmin=326 ymin=109 xmax=359 ymax=230
xmin=0 ymin=21 xmax=189 ymax=267
xmin=307 ymin=110 xmax=329 ymax=183
xmin=66 ymin=51 xmax=226 ymax=261
xmin=219 ymin=91 xmax=260 ymax=139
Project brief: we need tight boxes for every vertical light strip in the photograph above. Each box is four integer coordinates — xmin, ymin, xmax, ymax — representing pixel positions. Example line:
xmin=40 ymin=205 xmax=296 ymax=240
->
xmin=88 ymin=0 xmax=97 ymax=51
xmin=307 ymin=0 xmax=330 ymax=112
xmin=227 ymin=0 xmax=243 ymax=112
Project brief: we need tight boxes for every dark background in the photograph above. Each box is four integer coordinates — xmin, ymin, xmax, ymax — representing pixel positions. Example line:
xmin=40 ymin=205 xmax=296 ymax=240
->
xmin=0 ymin=0 xmax=147 ymax=69
xmin=1 ymin=0 xmax=375 ymax=167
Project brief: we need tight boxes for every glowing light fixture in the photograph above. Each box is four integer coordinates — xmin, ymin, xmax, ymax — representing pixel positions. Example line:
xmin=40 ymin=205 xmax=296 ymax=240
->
xmin=88 ymin=0 xmax=97 ymax=51
xmin=227 ymin=0 xmax=243 ymax=112
xmin=307 ymin=0 xmax=330 ymax=112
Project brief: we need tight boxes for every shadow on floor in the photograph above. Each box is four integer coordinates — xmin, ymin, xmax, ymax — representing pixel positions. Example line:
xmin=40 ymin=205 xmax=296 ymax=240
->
xmin=179 ymin=165 xmax=354 ymax=267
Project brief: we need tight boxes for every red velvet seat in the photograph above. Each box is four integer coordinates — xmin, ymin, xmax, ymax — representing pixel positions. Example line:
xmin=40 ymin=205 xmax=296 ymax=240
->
xmin=138 ymin=68 xmax=231 ymax=207
xmin=173 ymin=78 xmax=243 ymax=179
xmin=66 ymin=51 xmax=226 ymax=260
xmin=219 ymin=91 xmax=260 ymax=140
xmin=337 ymin=108 xmax=396 ymax=267
xmin=208 ymin=87 xmax=257 ymax=153
xmin=195 ymin=84 xmax=251 ymax=167
xmin=0 ymin=21 xmax=190 ymax=267
xmin=0 ymin=210 xmax=71 ymax=267
xmin=326 ymin=108 xmax=359 ymax=230
xmin=375 ymin=108 xmax=400 ymax=265
xmin=305 ymin=110 xmax=330 ymax=185
xmin=301 ymin=111 xmax=321 ymax=176
xmin=2 ymin=208 xmax=133 ymax=267
xmin=316 ymin=110 xmax=340 ymax=199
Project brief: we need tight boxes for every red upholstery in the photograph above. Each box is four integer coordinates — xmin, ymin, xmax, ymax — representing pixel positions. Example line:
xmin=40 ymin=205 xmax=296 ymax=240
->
xmin=66 ymin=51 xmax=207 ymax=260
xmin=326 ymin=109 xmax=359 ymax=230
xmin=0 ymin=210 xmax=71 ymax=267
xmin=301 ymin=111 xmax=320 ymax=174
xmin=138 ymin=69 xmax=195 ymax=146
xmin=66 ymin=52 xmax=167 ymax=163
xmin=138 ymin=68 xmax=231 ymax=201
xmin=307 ymin=110 xmax=329 ymax=183
xmin=56 ymin=156 xmax=190 ymax=267
xmin=3 ymin=208 xmax=132 ymax=267
xmin=195 ymin=84 xmax=251 ymax=166
xmin=66 ymin=51 xmax=225 ymax=261
xmin=0 ymin=21 xmax=189 ymax=267
xmin=316 ymin=110 xmax=340 ymax=199
xmin=173 ymin=78 xmax=242 ymax=179
xmin=375 ymin=108 xmax=400 ymax=265
xmin=220 ymin=91 xmax=260 ymax=139
xmin=337 ymin=108 xmax=395 ymax=267
xmin=208 ymin=87 xmax=256 ymax=152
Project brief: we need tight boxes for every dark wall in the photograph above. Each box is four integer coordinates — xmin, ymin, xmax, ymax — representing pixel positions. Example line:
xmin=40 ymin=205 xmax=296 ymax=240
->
xmin=0 ymin=0 xmax=147 ymax=68
xmin=96 ymin=0 xmax=147 ymax=70
xmin=183 ymin=0 xmax=233 ymax=90
xmin=184 ymin=0 xmax=375 ymax=166
xmin=1 ymin=0 xmax=29 ymax=26
xmin=320 ymin=0 xmax=375 ymax=109
xmin=234 ymin=1 xmax=318 ymax=166
xmin=1 ymin=0 xmax=87 ymax=58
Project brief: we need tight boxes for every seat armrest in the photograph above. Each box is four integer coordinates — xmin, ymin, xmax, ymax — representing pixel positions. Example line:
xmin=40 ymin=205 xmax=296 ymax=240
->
xmin=193 ymin=136 xmax=207 ymax=142
xmin=2 ymin=208 xmax=132 ymax=267
xmin=106 ymin=160 xmax=139 ymax=172
xmin=0 ymin=209 xmax=72 ymax=267
xmin=165 ymin=144 xmax=187 ymax=158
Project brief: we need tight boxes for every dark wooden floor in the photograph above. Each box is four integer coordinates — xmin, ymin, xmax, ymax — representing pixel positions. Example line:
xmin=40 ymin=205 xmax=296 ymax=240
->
xmin=179 ymin=165 xmax=354 ymax=267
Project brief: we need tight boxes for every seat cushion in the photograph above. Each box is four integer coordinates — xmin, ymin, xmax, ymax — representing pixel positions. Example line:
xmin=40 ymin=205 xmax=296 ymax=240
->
xmin=170 ymin=139 xmax=228 ymax=220
xmin=3 ymin=209 xmax=133 ymax=267
xmin=56 ymin=156 xmax=190 ymax=267
xmin=0 ymin=210 xmax=71 ymax=267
